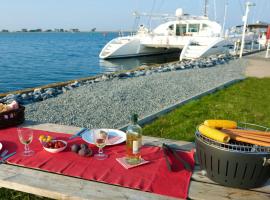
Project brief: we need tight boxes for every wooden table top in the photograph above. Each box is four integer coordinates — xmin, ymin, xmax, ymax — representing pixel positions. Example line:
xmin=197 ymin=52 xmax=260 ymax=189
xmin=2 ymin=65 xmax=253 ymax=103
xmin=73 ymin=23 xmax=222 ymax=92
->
xmin=0 ymin=121 xmax=269 ymax=200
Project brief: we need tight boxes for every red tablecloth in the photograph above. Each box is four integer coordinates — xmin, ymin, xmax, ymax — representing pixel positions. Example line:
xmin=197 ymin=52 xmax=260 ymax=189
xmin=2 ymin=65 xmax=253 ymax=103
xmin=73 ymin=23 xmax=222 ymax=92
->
xmin=0 ymin=127 xmax=195 ymax=199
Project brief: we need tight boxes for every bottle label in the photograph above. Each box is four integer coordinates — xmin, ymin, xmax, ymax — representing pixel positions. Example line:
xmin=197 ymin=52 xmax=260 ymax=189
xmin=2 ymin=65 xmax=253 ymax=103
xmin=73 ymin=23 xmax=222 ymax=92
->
xmin=133 ymin=141 xmax=139 ymax=154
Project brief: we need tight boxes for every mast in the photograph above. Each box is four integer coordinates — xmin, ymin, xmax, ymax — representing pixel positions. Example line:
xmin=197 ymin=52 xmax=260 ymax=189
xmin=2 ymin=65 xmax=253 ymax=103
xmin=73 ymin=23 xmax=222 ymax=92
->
xmin=222 ymin=0 xmax=228 ymax=35
xmin=204 ymin=0 xmax=209 ymax=17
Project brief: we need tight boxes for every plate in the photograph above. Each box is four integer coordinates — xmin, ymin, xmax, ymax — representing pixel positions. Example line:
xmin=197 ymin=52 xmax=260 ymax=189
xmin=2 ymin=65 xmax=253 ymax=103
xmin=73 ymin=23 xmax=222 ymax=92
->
xmin=82 ymin=129 xmax=126 ymax=146
xmin=0 ymin=142 xmax=2 ymax=151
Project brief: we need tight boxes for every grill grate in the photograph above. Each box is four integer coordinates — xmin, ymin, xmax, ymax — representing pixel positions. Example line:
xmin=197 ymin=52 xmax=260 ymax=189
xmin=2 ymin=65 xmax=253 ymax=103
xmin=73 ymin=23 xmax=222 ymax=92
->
xmin=195 ymin=122 xmax=270 ymax=153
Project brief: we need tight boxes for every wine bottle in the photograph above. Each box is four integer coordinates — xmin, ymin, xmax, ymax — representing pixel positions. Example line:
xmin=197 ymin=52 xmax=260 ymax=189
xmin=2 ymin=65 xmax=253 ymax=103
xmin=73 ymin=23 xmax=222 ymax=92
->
xmin=125 ymin=114 xmax=142 ymax=165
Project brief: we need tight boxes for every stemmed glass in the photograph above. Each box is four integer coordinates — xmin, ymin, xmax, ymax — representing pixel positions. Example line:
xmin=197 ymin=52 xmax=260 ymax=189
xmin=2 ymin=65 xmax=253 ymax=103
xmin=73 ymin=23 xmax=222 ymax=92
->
xmin=93 ymin=130 xmax=108 ymax=160
xmin=18 ymin=128 xmax=34 ymax=156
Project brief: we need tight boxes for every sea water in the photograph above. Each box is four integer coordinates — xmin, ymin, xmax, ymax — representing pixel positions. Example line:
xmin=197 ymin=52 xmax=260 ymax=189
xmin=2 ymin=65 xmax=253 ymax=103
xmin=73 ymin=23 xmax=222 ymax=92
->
xmin=0 ymin=32 xmax=178 ymax=93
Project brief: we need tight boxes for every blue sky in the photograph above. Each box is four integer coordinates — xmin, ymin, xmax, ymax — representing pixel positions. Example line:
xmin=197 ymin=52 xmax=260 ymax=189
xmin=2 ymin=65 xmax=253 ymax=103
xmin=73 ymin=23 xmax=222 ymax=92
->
xmin=0 ymin=0 xmax=269 ymax=31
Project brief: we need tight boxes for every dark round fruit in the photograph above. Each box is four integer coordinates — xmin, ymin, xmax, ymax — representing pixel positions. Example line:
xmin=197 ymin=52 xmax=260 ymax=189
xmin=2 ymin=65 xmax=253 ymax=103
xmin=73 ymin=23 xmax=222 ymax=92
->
xmin=71 ymin=144 xmax=80 ymax=153
xmin=80 ymin=143 xmax=88 ymax=150
xmin=86 ymin=148 xmax=93 ymax=157
xmin=78 ymin=148 xmax=88 ymax=156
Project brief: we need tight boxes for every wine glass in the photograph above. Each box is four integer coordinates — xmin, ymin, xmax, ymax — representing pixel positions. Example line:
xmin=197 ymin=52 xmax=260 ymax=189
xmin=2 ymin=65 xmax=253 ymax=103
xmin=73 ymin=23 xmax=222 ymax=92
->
xmin=17 ymin=128 xmax=34 ymax=156
xmin=93 ymin=129 xmax=108 ymax=160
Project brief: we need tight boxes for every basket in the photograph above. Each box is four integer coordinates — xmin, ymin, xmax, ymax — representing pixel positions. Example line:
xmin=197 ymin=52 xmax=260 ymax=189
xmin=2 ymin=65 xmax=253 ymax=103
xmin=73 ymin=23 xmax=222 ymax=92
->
xmin=195 ymin=123 xmax=270 ymax=189
xmin=0 ymin=105 xmax=25 ymax=129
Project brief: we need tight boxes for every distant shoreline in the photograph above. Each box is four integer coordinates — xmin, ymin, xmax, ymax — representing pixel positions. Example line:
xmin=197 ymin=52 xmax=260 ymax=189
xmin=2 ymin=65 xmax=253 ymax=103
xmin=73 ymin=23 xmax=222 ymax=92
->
xmin=0 ymin=31 xmax=131 ymax=33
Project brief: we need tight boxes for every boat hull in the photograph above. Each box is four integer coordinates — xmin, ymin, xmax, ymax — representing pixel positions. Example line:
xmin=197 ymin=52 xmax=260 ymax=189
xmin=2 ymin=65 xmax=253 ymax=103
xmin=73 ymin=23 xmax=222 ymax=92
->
xmin=99 ymin=37 xmax=179 ymax=59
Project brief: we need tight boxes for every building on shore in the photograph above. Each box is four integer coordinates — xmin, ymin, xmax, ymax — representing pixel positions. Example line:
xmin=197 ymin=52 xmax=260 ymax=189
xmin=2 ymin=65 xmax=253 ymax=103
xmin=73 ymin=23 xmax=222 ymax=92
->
xmin=70 ymin=28 xmax=80 ymax=32
xmin=21 ymin=29 xmax=28 ymax=32
xmin=29 ymin=29 xmax=42 ymax=32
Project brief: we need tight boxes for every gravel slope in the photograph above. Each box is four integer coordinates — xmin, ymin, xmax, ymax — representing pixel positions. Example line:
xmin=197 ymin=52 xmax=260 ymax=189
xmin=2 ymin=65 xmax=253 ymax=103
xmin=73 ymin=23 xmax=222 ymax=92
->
xmin=26 ymin=60 xmax=245 ymax=128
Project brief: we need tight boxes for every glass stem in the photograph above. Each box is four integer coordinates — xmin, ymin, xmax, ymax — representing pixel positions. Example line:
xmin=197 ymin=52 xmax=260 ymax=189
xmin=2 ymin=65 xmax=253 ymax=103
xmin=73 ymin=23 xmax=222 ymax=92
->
xmin=98 ymin=147 xmax=103 ymax=154
xmin=25 ymin=144 xmax=29 ymax=152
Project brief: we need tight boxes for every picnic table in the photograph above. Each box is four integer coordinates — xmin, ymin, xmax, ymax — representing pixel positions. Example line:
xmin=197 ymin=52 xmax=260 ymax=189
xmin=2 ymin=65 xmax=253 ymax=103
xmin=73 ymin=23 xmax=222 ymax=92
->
xmin=0 ymin=121 xmax=269 ymax=200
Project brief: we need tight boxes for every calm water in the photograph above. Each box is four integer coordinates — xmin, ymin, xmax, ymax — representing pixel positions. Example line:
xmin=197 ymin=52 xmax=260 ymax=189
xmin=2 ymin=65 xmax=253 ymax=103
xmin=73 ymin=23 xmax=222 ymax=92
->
xmin=0 ymin=32 xmax=179 ymax=93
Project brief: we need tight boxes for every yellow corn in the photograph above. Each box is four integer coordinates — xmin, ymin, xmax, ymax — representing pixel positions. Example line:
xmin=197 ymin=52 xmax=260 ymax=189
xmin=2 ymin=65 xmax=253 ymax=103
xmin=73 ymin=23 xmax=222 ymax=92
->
xmin=199 ymin=125 xmax=230 ymax=143
xmin=204 ymin=120 xmax=237 ymax=129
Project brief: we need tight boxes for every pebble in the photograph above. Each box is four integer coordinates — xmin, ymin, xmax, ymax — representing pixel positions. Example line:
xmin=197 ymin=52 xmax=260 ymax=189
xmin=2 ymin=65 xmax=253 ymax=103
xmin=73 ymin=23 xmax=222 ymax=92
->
xmin=25 ymin=58 xmax=245 ymax=129
xmin=1 ymin=54 xmax=237 ymax=107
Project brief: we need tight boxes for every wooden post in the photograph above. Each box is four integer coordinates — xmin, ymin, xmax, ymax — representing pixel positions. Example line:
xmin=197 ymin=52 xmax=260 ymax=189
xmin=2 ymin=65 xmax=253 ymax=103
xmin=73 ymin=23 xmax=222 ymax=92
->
xmin=266 ymin=40 xmax=270 ymax=58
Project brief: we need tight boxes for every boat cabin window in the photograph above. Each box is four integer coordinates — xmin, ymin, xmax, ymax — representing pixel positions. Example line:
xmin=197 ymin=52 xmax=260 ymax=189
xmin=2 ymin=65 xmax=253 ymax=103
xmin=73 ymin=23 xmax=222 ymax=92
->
xmin=188 ymin=24 xmax=200 ymax=32
xmin=202 ymin=24 xmax=208 ymax=29
xmin=176 ymin=24 xmax=187 ymax=36
xmin=166 ymin=24 xmax=174 ymax=35
xmin=168 ymin=24 xmax=174 ymax=30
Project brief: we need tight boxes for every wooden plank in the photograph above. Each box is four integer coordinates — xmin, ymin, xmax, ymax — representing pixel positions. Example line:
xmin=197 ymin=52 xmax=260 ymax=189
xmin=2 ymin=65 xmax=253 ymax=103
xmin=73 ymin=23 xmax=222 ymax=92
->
xmin=0 ymin=164 xmax=177 ymax=200
xmin=191 ymin=166 xmax=270 ymax=194
xmin=189 ymin=181 xmax=270 ymax=200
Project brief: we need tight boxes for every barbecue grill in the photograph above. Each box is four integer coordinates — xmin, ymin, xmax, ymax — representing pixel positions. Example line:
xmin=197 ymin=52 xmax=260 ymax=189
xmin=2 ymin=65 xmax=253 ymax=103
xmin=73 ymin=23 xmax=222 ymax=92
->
xmin=195 ymin=123 xmax=270 ymax=189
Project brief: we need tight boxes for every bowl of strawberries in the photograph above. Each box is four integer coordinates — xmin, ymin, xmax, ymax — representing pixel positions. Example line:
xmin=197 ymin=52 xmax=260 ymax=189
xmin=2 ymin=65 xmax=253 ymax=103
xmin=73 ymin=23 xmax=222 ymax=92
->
xmin=39 ymin=135 xmax=67 ymax=153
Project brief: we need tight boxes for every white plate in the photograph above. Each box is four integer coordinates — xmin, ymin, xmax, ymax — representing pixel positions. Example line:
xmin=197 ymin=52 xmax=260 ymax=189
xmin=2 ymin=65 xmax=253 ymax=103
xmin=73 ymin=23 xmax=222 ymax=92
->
xmin=0 ymin=142 xmax=2 ymax=151
xmin=82 ymin=129 xmax=126 ymax=146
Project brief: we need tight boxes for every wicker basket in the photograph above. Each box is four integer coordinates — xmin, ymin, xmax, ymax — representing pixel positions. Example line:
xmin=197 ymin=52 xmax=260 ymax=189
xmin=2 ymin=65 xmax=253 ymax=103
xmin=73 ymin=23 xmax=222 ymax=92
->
xmin=0 ymin=105 xmax=25 ymax=129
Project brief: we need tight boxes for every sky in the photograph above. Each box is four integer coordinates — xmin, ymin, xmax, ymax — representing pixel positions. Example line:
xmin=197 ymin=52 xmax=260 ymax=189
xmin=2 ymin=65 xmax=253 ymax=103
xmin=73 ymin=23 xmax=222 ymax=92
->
xmin=0 ymin=0 xmax=269 ymax=31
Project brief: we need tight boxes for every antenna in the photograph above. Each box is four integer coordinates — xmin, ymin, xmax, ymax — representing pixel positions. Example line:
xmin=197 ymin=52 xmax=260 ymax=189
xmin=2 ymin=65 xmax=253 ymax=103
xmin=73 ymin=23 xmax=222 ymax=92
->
xmin=222 ymin=0 xmax=229 ymax=35
xmin=213 ymin=0 xmax=217 ymax=21
xmin=204 ymin=0 xmax=209 ymax=17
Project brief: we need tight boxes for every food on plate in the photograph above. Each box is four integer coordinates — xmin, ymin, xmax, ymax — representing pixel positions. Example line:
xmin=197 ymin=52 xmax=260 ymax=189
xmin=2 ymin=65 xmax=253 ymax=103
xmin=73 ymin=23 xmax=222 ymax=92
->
xmin=199 ymin=124 xmax=230 ymax=143
xmin=0 ymin=101 xmax=19 ymax=113
xmin=44 ymin=140 xmax=66 ymax=149
xmin=204 ymin=120 xmax=237 ymax=129
xmin=71 ymin=144 xmax=80 ymax=153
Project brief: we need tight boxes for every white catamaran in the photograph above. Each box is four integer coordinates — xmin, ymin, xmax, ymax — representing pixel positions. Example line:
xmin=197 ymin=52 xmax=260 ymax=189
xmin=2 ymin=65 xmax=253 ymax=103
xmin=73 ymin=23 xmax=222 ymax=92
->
xmin=99 ymin=6 xmax=232 ymax=60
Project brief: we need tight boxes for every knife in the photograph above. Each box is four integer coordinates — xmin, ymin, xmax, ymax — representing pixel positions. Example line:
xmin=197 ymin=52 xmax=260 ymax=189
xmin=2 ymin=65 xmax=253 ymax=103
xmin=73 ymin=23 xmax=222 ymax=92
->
xmin=0 ymin=152 xmax=16 ymax=164
xmin=69 ymin=128 xmax=88 ymax=140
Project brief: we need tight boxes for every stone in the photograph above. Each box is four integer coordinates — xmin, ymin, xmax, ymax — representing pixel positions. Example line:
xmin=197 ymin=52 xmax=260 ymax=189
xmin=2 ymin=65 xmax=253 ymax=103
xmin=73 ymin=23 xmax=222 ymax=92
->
xmin=62 ymin=87 xmax=69 ymax=93
xmin=45 ymin=88 xmax=56 ymax=96
xmin=145 ymin=70 xmax=152 ymax=76
xmin=33 ymin=88 xmax=43 ymax=94
xmin=118 ymin=73 xmax=129 ymax=79
xmin=101 ymin=75 xmax=108 ymax=81
xmin=5 ymin=94 xmax=20 ymax=101
xmin=41 ymin=93 xmax=51 ymax=100
xmin=70 ymin=81 xmax=80 ymax=88
xmin=33 ymin=94 xmax=42 ymax=102
xmin=134 ymin=71 xmax=145 ymax=77
xmin=21 ymin=93 xmax=30 ymax=100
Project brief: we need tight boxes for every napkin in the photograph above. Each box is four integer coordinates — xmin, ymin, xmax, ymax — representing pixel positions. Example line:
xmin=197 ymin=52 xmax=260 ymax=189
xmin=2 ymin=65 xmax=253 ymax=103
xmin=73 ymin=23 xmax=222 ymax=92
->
xmin=116 ymin=157 xmax=150 ymax=169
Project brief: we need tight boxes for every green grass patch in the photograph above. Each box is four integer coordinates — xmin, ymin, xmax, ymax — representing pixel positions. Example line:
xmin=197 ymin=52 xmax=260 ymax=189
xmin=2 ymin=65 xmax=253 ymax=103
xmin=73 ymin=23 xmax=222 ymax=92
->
xmin=0 ymin=188 xmax=52 ymax=200
xmin=142 ymin=78 xmax=270 ymax=141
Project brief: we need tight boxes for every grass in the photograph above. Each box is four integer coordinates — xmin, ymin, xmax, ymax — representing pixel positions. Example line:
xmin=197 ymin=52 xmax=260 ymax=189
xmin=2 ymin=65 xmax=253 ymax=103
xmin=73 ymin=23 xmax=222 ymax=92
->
xmin=0 ymin=188 xmax=52 ymax=200
xmin=1 ymin=77 xmax=270 ymax=199
xmin=142 ymin=78 xmax=270 ymax=141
